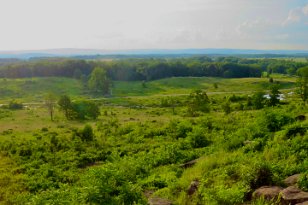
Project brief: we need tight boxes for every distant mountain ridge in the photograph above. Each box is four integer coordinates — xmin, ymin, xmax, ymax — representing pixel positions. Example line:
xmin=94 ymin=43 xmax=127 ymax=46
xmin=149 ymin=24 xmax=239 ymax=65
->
xmin=1 ymin=48 xmax=308 ymax=59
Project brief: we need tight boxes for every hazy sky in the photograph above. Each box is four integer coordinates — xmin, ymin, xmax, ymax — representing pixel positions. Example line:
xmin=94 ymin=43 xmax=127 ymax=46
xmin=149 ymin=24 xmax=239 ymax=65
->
xmin=0 ymin=0 xmax=308 ymax=51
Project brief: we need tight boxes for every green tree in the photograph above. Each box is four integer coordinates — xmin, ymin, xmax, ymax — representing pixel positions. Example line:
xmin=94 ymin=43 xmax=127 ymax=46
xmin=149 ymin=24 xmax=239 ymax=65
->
xmin=72 ymin=101 xmax=100 ymax=120
xmin=45 ymin=93 xmax=56 ymax=121
xmin=252 ymin=91 xmax=265 ymax=109
xmin=58 ymin=95 xmax=73 ymax=119
xmin=8 ymin=100 xmax=23 ymax=110
xmin=268 ymin=84 xmax=280 ymax=107
xmin=296 ymin=66 xmax=308 ymax=104
xmin=88 ymin=67 xmax=111 ymax=95
xmin=187 ymin=90 xmax=210 ymax=116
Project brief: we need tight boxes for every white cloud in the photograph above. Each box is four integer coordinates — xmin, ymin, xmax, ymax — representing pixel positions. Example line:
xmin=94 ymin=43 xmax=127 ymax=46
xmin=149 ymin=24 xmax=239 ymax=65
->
xmin=303 ymin=4 xmax=308 ymax=15
xmin=283 ymin=8 xmax=301 ymax=25
xmin=236 ymin=19 xmax=276 ymax=39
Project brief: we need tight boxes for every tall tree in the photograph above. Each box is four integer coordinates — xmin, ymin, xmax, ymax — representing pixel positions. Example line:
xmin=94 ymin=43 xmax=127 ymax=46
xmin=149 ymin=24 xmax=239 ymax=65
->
xmin=58 ymin=95 xmax=73 ymax=119
xmin=297 ymin=66 xmax=308 ymax=104
xmin=187 ymin=90 xmax=210 ymax=116
xmin=45 ymin=93 xmax=57 ymax=121
xmin=268 ymin=84 xmax=280 ymax=107
xmin=252 ymin=91 xmax=265 ymax=109
xmin=88 ymin=67 xmax=111 ymax=95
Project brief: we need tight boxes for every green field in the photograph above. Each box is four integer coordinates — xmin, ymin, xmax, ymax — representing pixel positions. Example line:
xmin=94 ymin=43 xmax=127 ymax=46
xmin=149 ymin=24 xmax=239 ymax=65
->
xmin=0 ymin=75 xmax=296 ymax=102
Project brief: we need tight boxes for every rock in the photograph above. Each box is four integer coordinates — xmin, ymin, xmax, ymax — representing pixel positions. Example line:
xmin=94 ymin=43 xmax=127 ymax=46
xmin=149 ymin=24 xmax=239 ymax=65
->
xmin=295 ymin=115 xmax=306 ymax=121
xmin=281 ymin=186 xmax=308 ymax=205
xmin=284 ymin=174 xmax=301 ymax=186
xmin=253 ymin=186 xmax=283 ymax=200
xmin=148 ymin=197 xmax=173 ymax=205
xmin=179 ymin=159 xmax=197 ymax=168
xmin=296 ymin=201 xmax=308 ymax=205
xmin=187 ymin=180 xmax=199 ymax=195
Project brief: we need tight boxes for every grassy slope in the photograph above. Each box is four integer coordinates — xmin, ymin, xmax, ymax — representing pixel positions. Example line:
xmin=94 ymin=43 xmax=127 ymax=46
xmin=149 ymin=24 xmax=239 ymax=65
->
xmin=0 ymin=75 xmax=306 ymax=204
xmin=0 ymin=77 xmax=84 ymax=103
xmin=113 ymin=76 xmax=295 ymax=96
xmin=0 ymin=75 xmax=296 ymax=103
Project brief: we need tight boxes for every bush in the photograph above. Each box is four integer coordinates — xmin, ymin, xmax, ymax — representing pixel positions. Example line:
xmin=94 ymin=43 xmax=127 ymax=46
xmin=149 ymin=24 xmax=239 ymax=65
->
xmin=261 ymin=110 xmax=294 ymax=132
xmin=298 ymin=172 xmax=308 ymax=191
xmin=187 ymin=90 xmax=210 ymax=116
xmin=8 ymin=100 xmax=23 ymax=110
xmin=80 ymin=124 xmax=94 ymax=141
xmin=244 ymin=162 xmax=274 ymax=190
xmin=187 ymin=127 xmax=211 ymax=148
xmin=71 ymin=100 xmax=100 ymax=120
xmin=222 ymin=100 xmax=232 ymax=115
xmin=285 ymin=124 xmax=307 ymax=138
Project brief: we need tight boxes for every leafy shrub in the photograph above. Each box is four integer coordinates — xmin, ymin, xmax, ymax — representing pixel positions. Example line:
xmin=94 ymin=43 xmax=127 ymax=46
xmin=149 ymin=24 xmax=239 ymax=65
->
xmin=81 ymin=166 xmax=145 ymax=205
xmin=261 ymin=110 xmax=294 ymax=132
xmin=222 ymin=100 xmax=232 ymax=115
xmin=166 ymin=120 xmax=192 ymax=139
xmin=187 ymin=90 xmax=210 ymax=116
xmin=244 ymin=162 xmax=274 ymax=190
xmin=142 ymin=174 xmax=168 ymax=189
xmin=298 ymin=172 xmax=308 ymax=191
xmin=8 ymin=100 xmax=23 ymax=110
xmin=187 ymin=127 xmax=211 ymax=148
xmin=285 ymin=124 xmax=307 ymax=138
xmin=72 ymin=100 xmax=100 ymax=120
xmin=80 ymin=124 xmax=94 ymax=141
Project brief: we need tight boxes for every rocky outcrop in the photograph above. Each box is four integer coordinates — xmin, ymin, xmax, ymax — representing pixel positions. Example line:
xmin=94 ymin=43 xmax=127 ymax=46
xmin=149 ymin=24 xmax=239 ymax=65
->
xmin=253 ymin=185 xmax=308 ymax=205
xmin=281 ymin=186 xmax=308 ymax=205
xmin=253 ymin=186 xmax=283 ymax=200
xmin=284 ymin=174 xmax=301 ymax=186
xmin=295 ymin=201 xmax=308 ymax=205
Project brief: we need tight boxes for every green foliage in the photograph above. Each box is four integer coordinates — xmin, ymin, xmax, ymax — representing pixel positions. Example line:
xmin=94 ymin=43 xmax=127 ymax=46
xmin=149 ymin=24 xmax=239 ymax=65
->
xmin=187 ymin=127 xmax=211 ymax=148
xmin=58 ymin=95 xmax=73 ymax=119
xmin=0 ymin=63 xmax=307 ymax=205
xmin=80 ymin=124 xmax=94 ymax=142
xmin=58 ymin=96 xmax=100 ymax=120
xmin=81 ymin=166 xmax=146 ymax=205
xmin=296 ymin=66 xmax=308 ymax=103
xmin=267 ymin=84 xmax=280 ymax=107
xmin=222 ymin=100 xmax=232 ymax=115
xmin=213 ymin=83 xmax=218 ymax=89
xmin=8 ymin=100 xmax=23 ymax=110
xmin=71 ymin=100 xmax=100 ymax=120
xmin=285 ymin=123 xmax=307 ymax=138
xmin=298 ymin=172 xmax=308 ymax=191
xmin=187 ymin=90 xmax=210 ymax=116
xmin=269 ymin=77 xmax=274 ymax=83
xmin=44 ymin=92 xmax=57 ymax=121
xmin=261 ymin=110 xmax=294 ymax=132
xmin=252 ymin=91 xmax=265 ymax=109
xmin=88 ymin=67 xmax=111 ymax=95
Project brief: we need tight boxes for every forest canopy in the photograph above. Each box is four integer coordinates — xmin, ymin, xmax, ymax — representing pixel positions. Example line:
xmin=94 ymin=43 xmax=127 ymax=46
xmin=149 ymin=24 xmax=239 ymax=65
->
xmin=0 ymin=56 xmax=306 ymax=81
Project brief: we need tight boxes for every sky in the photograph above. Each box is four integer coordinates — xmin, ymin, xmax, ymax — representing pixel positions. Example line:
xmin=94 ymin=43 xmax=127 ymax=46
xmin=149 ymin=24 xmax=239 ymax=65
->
xmin=0 ymin=0 xmax=308 ymax=51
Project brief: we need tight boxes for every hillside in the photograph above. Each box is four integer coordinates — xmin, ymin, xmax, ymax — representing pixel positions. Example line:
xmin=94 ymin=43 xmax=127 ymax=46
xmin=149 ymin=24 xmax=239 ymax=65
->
xmin=0 ymin=72 xmax=307 ymax=204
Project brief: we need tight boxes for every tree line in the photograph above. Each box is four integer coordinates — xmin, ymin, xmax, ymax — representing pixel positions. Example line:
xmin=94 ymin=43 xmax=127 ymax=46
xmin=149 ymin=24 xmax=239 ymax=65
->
xmin=0 ymin=57 xmax=307 ymax=81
